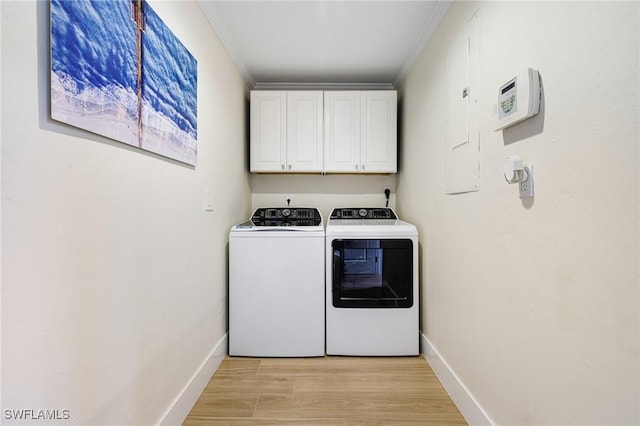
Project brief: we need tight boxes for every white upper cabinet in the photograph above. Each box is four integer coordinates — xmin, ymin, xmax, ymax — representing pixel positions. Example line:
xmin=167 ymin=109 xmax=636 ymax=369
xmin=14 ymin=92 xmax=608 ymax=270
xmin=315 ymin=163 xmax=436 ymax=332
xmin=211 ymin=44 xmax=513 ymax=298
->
xmin=250 ymin=91 xmax=286 ymax=172
xmin=251 ymin=90 xmax=396 ymax=174
xmin=323 ymin=91 xmax=361 ymax=172
xmin=361 ymin=91 xmax=397 ymax=173
xmin=324 ymin=91 xmax=397 ymax=173
xmin=286 ymin=91 xmax=324 ymax=172
xmin=250 ymin=91 xmax=323 ymax=173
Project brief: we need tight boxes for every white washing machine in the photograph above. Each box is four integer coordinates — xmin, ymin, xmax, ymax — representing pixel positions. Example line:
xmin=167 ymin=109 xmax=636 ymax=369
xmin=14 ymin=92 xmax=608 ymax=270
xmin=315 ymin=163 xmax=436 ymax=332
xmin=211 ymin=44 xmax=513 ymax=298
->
xmin=229 ymin=207 xmax=325 ymax=357
xmin=326 ymin=207 xmax=418 ymax=356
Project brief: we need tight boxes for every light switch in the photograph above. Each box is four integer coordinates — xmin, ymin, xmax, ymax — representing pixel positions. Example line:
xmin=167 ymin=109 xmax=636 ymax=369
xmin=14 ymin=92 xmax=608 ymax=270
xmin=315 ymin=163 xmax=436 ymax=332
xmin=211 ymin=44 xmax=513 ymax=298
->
xmin=205 ymin=190 xmax=214 ymax=212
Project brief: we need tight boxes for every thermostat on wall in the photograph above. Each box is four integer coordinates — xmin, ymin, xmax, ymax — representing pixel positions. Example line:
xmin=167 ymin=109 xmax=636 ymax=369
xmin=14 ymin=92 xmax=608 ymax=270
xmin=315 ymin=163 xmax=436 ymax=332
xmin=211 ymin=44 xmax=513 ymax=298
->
xmin=495 ymin=68 xmax=541 ymax=131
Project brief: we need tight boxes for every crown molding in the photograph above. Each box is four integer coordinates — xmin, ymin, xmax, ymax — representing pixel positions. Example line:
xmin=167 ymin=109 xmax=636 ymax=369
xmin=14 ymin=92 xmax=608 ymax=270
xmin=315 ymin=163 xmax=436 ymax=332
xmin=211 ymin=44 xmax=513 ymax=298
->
xmin=253 ymin=82 xmax=395 ymax=91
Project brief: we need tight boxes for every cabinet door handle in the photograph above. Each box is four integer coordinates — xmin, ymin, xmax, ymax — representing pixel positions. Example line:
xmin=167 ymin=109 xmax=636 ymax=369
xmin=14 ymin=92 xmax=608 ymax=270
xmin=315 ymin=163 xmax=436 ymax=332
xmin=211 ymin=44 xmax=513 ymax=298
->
xmin=281 ymin=164 xmax=285 ymax=170
xmin=355 ymin=164 xmax=359 ymax=170
xmin=288 ymin=164 xmax=292 ymax=170
xmin=362 ymin=165 xmax=366 ymax=171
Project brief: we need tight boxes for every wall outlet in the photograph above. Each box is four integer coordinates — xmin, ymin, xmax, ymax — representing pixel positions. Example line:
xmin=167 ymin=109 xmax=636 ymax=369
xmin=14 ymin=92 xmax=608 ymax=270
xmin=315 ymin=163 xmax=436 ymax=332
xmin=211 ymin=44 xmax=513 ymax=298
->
xmin=519 ymin=165 xmax=534 ymax=198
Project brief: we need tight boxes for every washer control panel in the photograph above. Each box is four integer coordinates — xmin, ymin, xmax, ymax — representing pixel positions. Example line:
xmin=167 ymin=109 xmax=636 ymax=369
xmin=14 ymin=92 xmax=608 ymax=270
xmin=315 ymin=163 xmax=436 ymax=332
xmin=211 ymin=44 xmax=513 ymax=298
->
xmin=330 ymin=208 xmax=397 ymax=220
xmin=251 ymin=208 xmax=321 ymax=226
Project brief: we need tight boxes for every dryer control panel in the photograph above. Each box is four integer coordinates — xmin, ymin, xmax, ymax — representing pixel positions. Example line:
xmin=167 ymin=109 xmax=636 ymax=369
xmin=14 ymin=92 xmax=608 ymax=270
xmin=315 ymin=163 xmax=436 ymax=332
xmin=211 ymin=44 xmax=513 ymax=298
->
xmin=330 ymin=208 xmax=397 ymax=220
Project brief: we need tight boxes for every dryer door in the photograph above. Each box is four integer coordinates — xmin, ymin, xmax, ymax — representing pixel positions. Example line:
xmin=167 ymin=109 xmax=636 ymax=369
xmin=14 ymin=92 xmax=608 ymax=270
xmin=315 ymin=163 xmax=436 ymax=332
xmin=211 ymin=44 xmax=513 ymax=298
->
xmin=331 ymin=239 xmax=413 ymax=308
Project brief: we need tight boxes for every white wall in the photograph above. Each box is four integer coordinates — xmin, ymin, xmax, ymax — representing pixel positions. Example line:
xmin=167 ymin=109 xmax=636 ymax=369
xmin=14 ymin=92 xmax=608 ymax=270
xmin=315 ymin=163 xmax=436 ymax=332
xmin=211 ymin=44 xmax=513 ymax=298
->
xmin=398 ymin=1 xmax=639 ymax=425
xmin=1 ymin=1 xmax=250 ymax=424
xmin=251 ymin=174 xmax=397 ymax=219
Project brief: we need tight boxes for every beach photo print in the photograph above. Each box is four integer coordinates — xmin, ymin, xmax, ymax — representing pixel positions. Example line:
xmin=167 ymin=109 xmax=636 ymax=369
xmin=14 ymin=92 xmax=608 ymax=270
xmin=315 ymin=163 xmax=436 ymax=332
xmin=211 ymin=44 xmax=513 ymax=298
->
xmin=50 ymin=0 xmax=198 ymax=165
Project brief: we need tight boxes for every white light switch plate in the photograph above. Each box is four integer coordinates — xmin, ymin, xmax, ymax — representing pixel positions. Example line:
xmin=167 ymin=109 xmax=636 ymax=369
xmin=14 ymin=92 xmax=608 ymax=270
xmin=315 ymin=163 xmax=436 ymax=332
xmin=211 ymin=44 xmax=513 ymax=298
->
xmin=205 ymin=190 xmax=214 ymax=211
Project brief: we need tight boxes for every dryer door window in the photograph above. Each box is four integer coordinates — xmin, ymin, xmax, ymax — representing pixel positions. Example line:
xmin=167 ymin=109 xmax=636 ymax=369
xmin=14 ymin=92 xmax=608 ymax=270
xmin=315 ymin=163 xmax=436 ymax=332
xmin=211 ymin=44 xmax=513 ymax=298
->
xmin=332 ymin=239 xmax=413 ymax=308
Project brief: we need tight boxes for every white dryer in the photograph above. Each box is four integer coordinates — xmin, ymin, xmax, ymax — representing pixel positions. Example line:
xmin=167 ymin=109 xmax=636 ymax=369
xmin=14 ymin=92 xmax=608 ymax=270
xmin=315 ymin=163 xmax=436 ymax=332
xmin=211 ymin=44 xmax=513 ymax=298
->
xmin=229 ymin=207 xmax=325 ymax=357
xmin=326 ymin=208 xmax=418 ymax=356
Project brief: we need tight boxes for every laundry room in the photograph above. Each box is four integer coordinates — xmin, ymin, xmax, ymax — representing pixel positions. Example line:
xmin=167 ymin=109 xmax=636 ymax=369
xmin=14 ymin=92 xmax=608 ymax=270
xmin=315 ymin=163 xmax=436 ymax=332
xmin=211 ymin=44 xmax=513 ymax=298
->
xmin=1 ymin=1 xmax=638 ymax=426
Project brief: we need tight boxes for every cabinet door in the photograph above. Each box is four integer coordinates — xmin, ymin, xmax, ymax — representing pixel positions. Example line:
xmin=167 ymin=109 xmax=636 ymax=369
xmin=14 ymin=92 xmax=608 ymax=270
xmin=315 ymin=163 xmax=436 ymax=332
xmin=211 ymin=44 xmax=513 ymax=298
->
xmin=286 ymin=91 xmax=323 ymax=172
xmin=361 ymin=91 xmax=397 ymax=173
xmin=250 ymin=91 xmax=286 ymax=172
xmin=324 ymin=91 xmax=361 ymax=172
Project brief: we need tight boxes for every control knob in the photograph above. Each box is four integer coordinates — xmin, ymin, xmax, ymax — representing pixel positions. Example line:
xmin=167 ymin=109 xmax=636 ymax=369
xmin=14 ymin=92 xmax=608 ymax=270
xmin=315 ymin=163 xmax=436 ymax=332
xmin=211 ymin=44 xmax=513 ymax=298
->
xmin=358 ymin=208 xmax=368 ymax=218
xmin=281 ymin=208 xmax=291 ymax=217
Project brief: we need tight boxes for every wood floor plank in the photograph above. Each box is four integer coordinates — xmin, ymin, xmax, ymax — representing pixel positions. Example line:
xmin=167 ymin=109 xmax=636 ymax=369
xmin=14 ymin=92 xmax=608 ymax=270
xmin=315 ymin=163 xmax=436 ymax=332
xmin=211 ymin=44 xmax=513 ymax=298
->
xmin=344 ymin=419 xmax=467 ymax=426
xmin=183 ymin=417 xmax=344 ymax=426
xmin=253 ymin=393 xmax=465 ymax=422
xmin=213 ymin=357 xmax=261 ymax=376
xmin=257 ymin=356 xmax=436 ymax=377
xmin=187 ymin=392 xmax=258 ymax=418
xmin=202 ymin=374 xmax=295 ymax=394
xmin=293 ymin=373 xmax=448 ymax=394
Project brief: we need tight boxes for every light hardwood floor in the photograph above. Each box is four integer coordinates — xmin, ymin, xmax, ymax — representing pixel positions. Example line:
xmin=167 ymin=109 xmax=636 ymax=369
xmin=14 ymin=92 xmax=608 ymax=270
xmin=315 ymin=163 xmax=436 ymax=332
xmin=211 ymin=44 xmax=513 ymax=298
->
xmin=183 ymin=356 xmax=467 ymax=425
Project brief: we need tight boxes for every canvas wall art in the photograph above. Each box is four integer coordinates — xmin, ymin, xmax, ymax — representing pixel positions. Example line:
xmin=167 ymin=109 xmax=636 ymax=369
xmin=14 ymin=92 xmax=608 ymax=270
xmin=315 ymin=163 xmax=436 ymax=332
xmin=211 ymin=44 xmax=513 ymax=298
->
xmin=50 ymin=0 xmax=198 ymax=165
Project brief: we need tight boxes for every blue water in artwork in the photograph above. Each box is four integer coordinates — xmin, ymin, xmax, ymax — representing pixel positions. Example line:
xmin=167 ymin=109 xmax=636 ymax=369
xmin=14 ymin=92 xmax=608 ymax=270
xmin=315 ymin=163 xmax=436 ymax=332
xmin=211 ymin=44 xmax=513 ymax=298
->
xmin=51 ymin=0 xmax=198 ymax=163
xmin=142 ymin=3 xmax=197 ymax=139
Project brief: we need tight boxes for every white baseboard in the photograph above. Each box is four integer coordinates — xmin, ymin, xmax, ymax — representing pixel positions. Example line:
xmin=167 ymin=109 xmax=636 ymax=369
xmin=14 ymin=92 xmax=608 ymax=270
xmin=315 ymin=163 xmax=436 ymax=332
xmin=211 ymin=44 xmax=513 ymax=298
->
xmin=159 ymin=333 xmax=228 ymax=426
xmin=420 ymin=333 xmax=493 ymax=425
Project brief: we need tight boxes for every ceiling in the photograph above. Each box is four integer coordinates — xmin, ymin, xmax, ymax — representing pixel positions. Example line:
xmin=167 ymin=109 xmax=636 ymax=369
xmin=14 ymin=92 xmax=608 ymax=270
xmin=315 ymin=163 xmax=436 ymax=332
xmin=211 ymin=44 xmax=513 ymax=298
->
xmin=198 ymin=1 xmax=451 ymax=89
